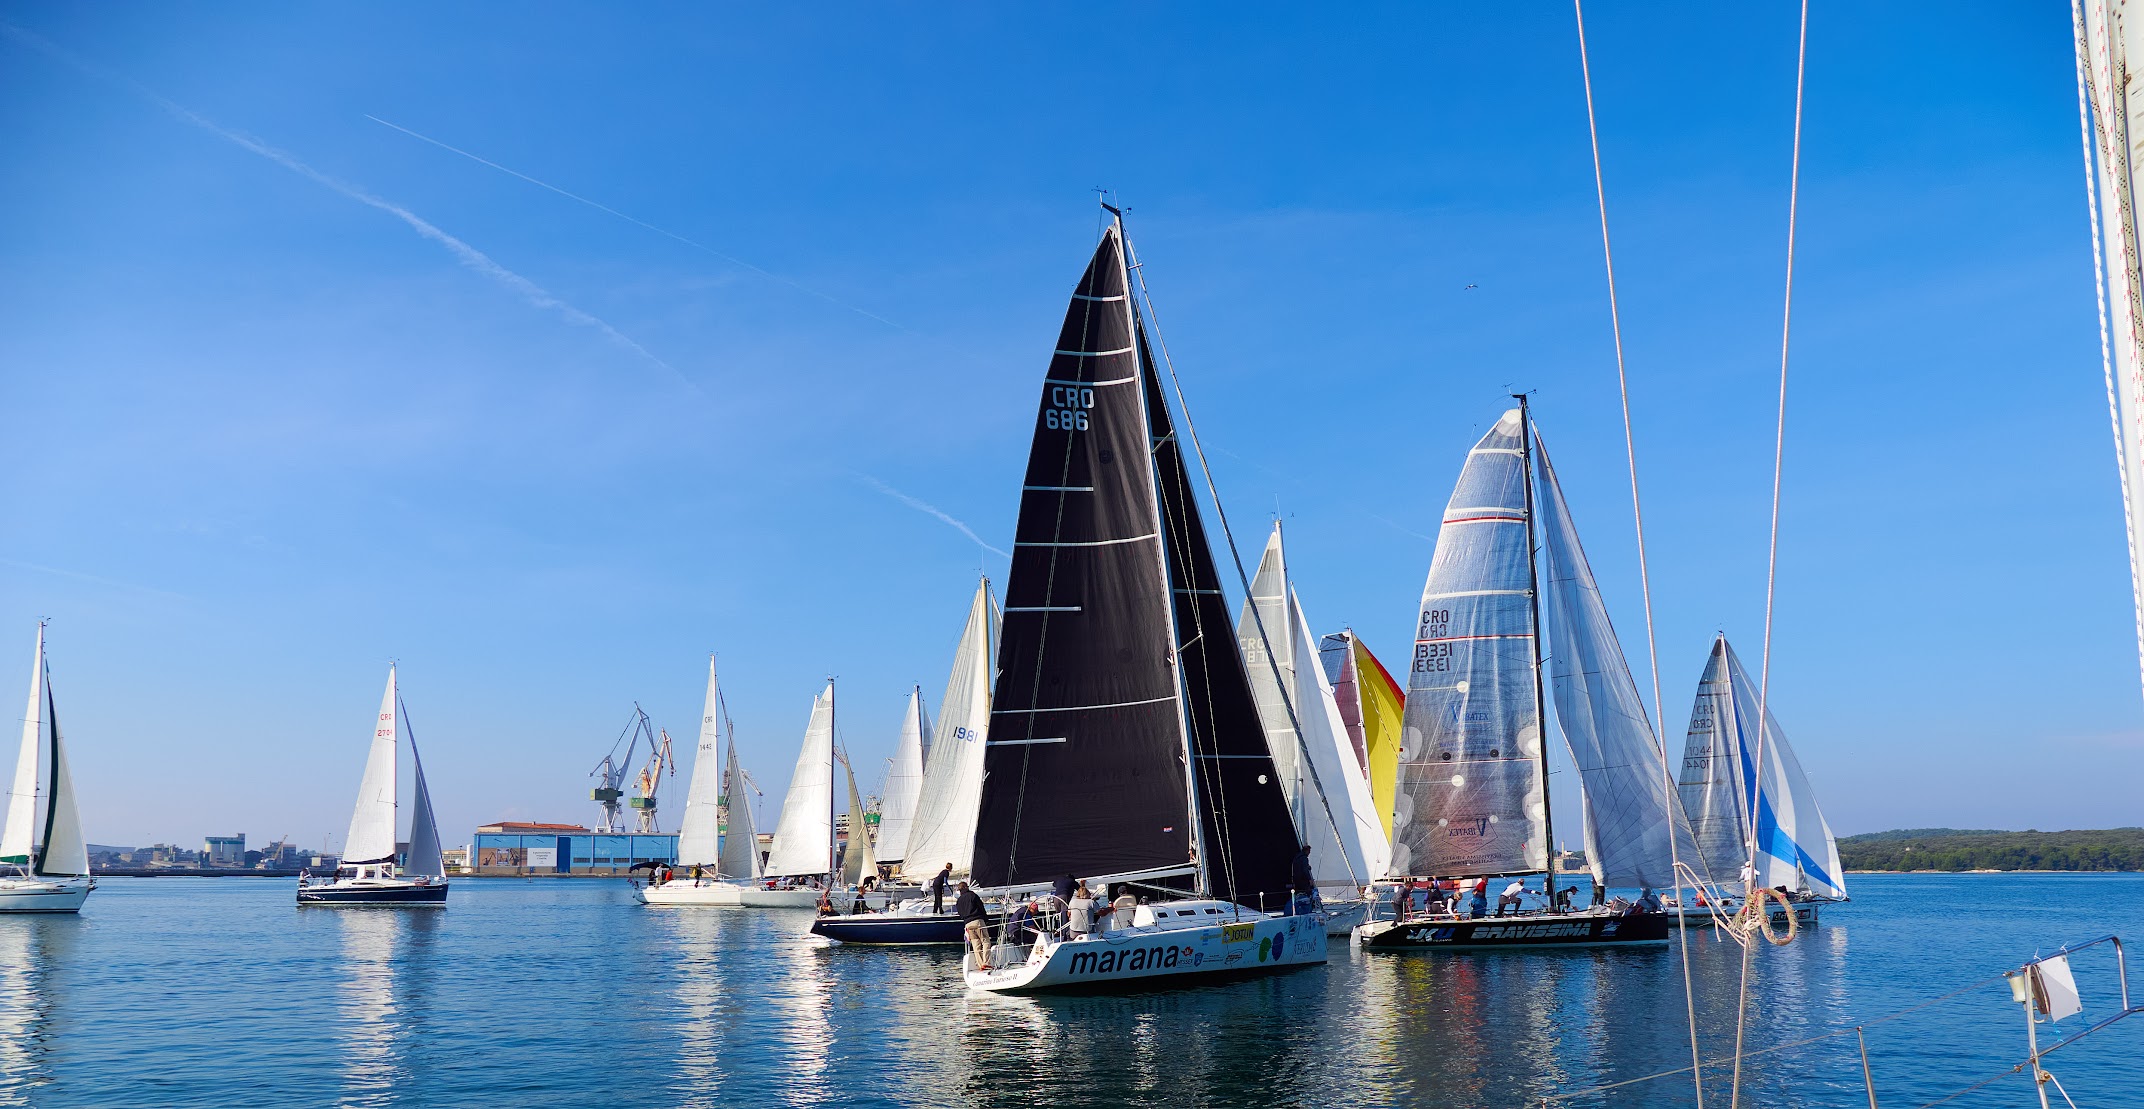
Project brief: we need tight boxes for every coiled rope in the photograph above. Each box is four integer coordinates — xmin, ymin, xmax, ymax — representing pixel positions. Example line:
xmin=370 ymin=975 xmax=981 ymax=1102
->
xmin=1731 ymin=3 xmax=1811 ymax=1107
xmin=1570 ymin=3 xmax=1706 ymax=1104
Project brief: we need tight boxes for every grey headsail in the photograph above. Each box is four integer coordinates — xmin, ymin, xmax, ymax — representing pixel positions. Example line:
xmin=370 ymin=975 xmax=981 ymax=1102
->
xmin=970 ymin=225 xmax=1192 ymax=889
xmin=1390 ymin=410 xmax=1547 ymax=879
xmin=1142 ymin=323 xmax=1300 ymax=907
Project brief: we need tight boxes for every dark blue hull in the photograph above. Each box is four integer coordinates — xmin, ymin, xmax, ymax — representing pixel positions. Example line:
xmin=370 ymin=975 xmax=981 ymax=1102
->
xmin=811 ymin=912 xmax=999 ymax=945
xmin=1359 ymin=910 xmax=1670 ymax=950
xmin=296 ymin=882 xmax=449 ymax=906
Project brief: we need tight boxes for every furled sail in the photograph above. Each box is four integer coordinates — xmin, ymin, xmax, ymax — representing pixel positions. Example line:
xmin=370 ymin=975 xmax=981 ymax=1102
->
xmin=2 ymin=626 xmax=47 ymax=867
xmin=1144 ymin=333 xmax=1300 ymax=907
xmin=971 ymin=227 xmax=1194 ymax=890
xmin=675 ymin=658 xmax=725 ymax=869
xmin=873 ymin=688 xmax=929 ymax=863
xmin=718 ymin=734 xmax=762 ymax=880
xmin=1531 ymin=430 xmax=1700 ymax=891
xmin=764 ymin=682 xmax=836 ymax=878
xmin=342 ymin=667 xmax=401 ymax=867
xmin=900 ymin=576 xmax=999 ymax=878
xmin=839 ymin=750 xmax=879 ymax=885
xmin=2075 ymin=0 xmax=2144 ymax=701
xmin=1681 ymin=636 xmax=1846 ymax=900
xmin=1391 ymin=411 xmax=1547 ymax=879
xmin=1237 ymin=526 xmax=1301 ymax=815
xmin=402 ymin=706 xmax=445 ymax=879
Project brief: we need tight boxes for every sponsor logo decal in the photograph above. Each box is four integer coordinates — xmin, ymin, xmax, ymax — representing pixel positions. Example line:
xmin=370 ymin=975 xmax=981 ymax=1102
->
xmin=1222 ymin=923 xmax=1255 ymax=944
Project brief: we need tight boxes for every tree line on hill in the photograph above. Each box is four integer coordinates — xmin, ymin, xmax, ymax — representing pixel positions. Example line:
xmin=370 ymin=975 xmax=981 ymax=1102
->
xmin=1838 ymin=828 xmax=2144 ymax=872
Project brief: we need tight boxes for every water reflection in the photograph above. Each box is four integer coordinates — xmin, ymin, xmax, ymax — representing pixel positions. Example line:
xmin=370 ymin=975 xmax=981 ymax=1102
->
xmin=0 ymin=919 xmax=73 ymax=1106
xmin=333 ymin=910 xmax=439 ymax=1108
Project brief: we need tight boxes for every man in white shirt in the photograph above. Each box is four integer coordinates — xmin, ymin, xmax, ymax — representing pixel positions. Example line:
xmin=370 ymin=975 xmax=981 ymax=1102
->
xmin=1496 ymin=879 xmax=1527 ymax=916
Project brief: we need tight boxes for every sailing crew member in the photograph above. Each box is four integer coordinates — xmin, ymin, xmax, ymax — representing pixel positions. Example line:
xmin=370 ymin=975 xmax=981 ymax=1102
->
xmin=931 ymin=863 xmax=953 ymax=915
xmin=1497 ymin=879 xmax=1527 ymax=916
xmin=1066 ymin=882 xmax=1097 ymax=938
xmin=1053 ymin=874 xmax=1076 ymax=902
xmin=956 ymin=882 xmax=991 ymax=971
xmin=1289 ymin=844 xmax=1318 ymax=915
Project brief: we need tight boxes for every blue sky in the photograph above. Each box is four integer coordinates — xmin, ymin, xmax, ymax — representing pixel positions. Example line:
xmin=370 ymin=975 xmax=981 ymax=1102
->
xmin=1 ymin=3 xmax=2133 ymax=854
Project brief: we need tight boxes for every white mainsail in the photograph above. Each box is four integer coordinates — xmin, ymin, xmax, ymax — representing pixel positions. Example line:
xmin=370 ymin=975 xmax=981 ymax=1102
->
xmin=1391 ymin=410 xmax=1548 ymax=879
xmin=403 ymin=711 xmax=445 ymax=879
xmin=718 ymin=734 xmax=762 ymax=880
xmin=675 ymin=658 xmax=724 ymax=869
xmin=342 ymin=667 xmax=401 ymax=866
xmin=899 ymin=577 xmax=1001 ymax=878
xmin=1531 ymin=430 xmax=1701 ymax=891
xmin=764 ymin=681 xmax=836 ymax=878
xmin=873 ymin=688 xmax=929 ymax=863
xmin=1236 ymin=525 xmax=1301 ymax=815
xmin=838 ymin=749 xmax=879 ymax=885
xmin=1 ymin=627 xmax=46 ymax=868
xmin=1680 ymin=635 xmax=1846 ymax=900
xmin=2076 ymin=0 xmax=2144 ymax=702
xmin=1287 ymin=590 xmax=1389 ymax=888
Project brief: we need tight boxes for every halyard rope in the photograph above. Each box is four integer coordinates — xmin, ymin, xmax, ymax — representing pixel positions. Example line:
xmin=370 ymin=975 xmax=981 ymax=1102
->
xmin=1731 ymin=3 xmax=1810 ymax=1106
xmin=1571 ymin=4 xmax=1707 ymax=1105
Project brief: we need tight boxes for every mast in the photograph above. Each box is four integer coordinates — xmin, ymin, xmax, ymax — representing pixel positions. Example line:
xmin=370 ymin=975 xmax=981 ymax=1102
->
xmin=1516 ymin=392 xmax=1557 ymax=898
xmin=1115 ymin=203 xmax=1208 ymax=897
xmin=828 ymin=678 xmax=838 ymax=884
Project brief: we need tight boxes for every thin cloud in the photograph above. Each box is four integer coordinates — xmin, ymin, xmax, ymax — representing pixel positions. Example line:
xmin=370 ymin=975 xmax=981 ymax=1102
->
xmin=1 ymin=559 xmax=192 ymax=602
xmin=365 ymin=114 xmax=906 ymax=332
xmin=856 ymin=476 xmax=1008 ymax=558
xmin=0 ymin=24 xmax=695 ymax=393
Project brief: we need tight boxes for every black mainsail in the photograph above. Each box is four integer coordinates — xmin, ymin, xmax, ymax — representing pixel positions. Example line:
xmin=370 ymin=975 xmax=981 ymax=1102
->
xmin=970 ymin=217 xmax=1299 ymax=904
xmin=1141 ymin=325 xmax=1300 ymax=907
xmin=971 ymin=225 xmax=1192 ymax=887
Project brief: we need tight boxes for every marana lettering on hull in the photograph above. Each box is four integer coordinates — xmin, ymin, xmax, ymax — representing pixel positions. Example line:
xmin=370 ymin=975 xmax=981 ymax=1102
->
xmin=1068 ymin=945 xmax=1185 ymax=975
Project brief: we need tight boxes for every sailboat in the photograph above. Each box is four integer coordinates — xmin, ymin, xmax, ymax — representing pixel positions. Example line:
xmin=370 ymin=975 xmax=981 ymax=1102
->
xmin=1358 ymin=399 xmax=1696 ymax=951
xmin=0 ymin=624 xmax=92 ymax=913
xmin=961 ymin=211 xmax=1327 ymax=992
xmin=730 ymin=681 xmax=839 ymax=909
xmin=1317 ymin=627 xmax=1407 ymax=867
xmin=298 ymin=665 xmax=447 ymax=906
xmin=1675 ymin=634 xmax=1845 ymax=925
xmin=639 ymin=657 xmax=757 ymax=906
xmin=814 ymin=577 xmax=1003 ymax=944
xmin=871 ymin=688 xmax=930 ymax=869
xmin=1236 ymin=523 xmax=1389 ymax=933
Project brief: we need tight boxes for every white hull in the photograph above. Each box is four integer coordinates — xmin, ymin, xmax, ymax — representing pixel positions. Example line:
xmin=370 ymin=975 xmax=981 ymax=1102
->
xmin=0 ymin=876 xmax=91 ymax=913
xmin=634 ymin=880 xmax=829 ymax=909
xmin=1319 ymin=898 xmax=1369 ymax=936
xmin=964 ymin=901 xmax=1328 ymax=994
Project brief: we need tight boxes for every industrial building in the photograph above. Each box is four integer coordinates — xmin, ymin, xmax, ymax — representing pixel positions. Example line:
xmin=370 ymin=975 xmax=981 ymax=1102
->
xmin=203 ymin=834 xmax=245 ymax=868
xmin=471 ymin=821 xmax=677 ymax=876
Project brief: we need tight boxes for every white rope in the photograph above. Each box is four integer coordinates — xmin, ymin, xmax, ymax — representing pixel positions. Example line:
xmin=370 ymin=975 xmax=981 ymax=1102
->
xmin=2071 ymin=0 xmax=2144 ymax=708
xmin=1571 ymin=4 xmax=1705 ymax=1105
xmin=1730 ymin=3 xmax=1808 ymax=1107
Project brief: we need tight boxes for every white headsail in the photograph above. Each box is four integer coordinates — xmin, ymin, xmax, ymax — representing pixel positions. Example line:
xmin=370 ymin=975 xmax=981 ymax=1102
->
xmin=764 ymin=681 xmax=836 ymax=878
xmin=1679 ymin=635 xmax=1846 ymax=900
xmin=675 ymin=658 xmax=725 ymax=869
xmin=342 ymin=667 xmax=401 ymax=867
xmin=718 ymin=733 xmax=762 ymax=880
xmin=873 ymin=688 xmax=930 ymax=863
xmin=2076 ymin=0 xmax=2144 ymax=703
xmin=1 ymin=626 xmax=46 ymax=868
xmin=1236 ymin=525 xmax=1301 ymax=814
xmin=1287 ymin=590 xmax=1389 ymax=888
xmin=403 ymin=708 xmax=445 ymax=879
xmin=1531 ymin=430 xmax=1701 ymax=891
xmin=838 ymin=748 xmax=879 ymax=885
xmin=900 ymin=577 xmax=1000 ymax=878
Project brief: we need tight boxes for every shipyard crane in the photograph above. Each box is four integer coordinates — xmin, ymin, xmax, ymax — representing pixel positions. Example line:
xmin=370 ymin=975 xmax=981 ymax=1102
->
xmin=629 ymin=728 xmax=677 ymax=833
xmin=590 ymin=705 xmax=653 ymax=835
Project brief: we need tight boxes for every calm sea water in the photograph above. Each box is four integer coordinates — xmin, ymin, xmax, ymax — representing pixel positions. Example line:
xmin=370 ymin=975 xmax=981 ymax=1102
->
xmin=0 ymin=874 xmax=2137 ymax=1107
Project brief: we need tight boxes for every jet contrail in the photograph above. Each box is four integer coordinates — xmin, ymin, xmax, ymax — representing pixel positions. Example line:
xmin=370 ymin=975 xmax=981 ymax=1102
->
xmin=365 ymin=114 xmax=906 ymax=332
xmin=1 ymin=24 xmax=694 ymax=393
xmin=857 ymin=476 xmax=1009 ymax=558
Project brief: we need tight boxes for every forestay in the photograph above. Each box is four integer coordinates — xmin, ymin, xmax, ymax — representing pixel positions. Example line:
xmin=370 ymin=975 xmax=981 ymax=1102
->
xmin=764 ymin=682 xmax=836 ymax=878
xmin=342 ymin=668 xmax=402 ymax=867
xmin=674 ymin=658 xmax=725 ymax=869
xmin=1531 ymin=430 xmax=1699 ymax=891
xmin=900 ymin=576 xmax=999 ymax=878
xmin=1392 ymin=411 xmax=1547 ymax=879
